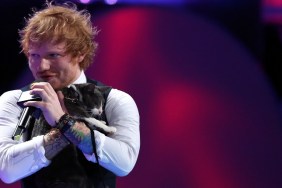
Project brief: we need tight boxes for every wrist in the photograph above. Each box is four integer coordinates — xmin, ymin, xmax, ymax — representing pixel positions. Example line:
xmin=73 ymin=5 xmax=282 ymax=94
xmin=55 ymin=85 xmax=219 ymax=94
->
xmin=43 ymin=128 xmax=70 ymax=160
xmin=55 ymin=113 xmax=76 ymax=134
xmin=43 ymin=128 xmax=61 ymax=146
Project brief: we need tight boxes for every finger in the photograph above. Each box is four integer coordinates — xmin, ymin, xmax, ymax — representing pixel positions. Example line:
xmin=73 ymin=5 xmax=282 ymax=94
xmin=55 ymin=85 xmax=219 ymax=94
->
xmin=30 ymin=82 xmax=54 ymax=97
xmin=57 ymin=90 xmax=68 ymax=113
xmin=23 ymin=100 xmax=43 ymax=109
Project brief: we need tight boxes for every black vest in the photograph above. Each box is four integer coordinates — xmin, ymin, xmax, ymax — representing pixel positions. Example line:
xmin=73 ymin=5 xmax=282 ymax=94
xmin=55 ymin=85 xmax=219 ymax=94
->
xmin=20 ymin=79 xmax=116 ymax=188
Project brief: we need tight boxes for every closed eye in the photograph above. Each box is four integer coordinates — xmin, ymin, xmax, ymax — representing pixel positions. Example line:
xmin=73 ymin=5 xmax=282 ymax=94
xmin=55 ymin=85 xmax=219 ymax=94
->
xmin=27 ymin=52 xmax=65 ymax=60
xmin=47 ymin=53 xmax=63 ymax=59
xmin=28 ymin=53 xmax=40 ymax=58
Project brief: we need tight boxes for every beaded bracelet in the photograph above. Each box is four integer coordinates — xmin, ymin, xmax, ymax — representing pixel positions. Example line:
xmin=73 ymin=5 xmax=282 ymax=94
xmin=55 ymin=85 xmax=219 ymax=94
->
xmin=56 ymin=113 xmax=76 ymax=134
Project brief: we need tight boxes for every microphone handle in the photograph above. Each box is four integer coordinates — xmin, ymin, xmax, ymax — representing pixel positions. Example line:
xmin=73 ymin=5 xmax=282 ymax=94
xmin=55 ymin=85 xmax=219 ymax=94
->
xmin=12 ymin=107 xmax=36 ymax=141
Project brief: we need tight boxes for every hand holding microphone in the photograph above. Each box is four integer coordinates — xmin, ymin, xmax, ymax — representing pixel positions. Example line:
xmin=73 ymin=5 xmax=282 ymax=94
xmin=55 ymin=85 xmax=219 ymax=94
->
xmin=12 ymin=89 xmax=42 ymax=141
xmin=12 ymin=81 xmax=66 ymax=140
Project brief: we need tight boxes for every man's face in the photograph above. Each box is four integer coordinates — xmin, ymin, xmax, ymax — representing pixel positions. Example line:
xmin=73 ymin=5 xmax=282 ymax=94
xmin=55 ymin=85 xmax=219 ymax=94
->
xmin=28 ymin=41 xmax=83 ymax=90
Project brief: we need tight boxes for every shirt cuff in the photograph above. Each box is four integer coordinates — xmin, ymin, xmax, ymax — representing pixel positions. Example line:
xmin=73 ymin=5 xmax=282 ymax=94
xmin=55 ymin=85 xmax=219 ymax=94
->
xmin=32 ymin=135 xmax=51 ymax=166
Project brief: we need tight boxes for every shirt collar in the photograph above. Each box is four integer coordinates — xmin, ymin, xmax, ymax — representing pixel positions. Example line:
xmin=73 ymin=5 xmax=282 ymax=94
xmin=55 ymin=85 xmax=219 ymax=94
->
xmin=72 ymin=71 xmax=87 ymax=85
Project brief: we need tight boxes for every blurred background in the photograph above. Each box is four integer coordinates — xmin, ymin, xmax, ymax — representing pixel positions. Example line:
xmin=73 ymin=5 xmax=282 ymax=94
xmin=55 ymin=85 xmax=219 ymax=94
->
xmin=1 ymin=0 xmax=282 ymax=187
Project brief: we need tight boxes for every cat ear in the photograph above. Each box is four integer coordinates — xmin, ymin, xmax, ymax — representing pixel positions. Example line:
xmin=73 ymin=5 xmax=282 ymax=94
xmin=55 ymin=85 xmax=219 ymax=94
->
xmin=70 ymin=84 xmax=78 ymax=93
xmin=69 ymin=84 xmax=82 ymax=99
xmin=85 ymin=83 xmax=96 ymax=92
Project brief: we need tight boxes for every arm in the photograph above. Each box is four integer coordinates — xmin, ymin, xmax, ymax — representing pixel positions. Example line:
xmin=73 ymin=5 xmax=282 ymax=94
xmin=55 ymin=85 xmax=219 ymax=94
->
xmin=0 ymin=90 xmax=50 ymax=183
xmin=94 ymin=89 xmax=140 ymax=176
xmin=43 ymin=128 xmax=70 ymax=159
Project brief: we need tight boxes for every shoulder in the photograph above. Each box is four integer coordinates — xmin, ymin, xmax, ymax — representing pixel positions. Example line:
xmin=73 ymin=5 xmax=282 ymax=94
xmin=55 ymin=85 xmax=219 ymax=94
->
xmin=0 ymin=90 xmax=22 ymax=103
xmin=108 ymin=89 xmax=135 ymax=103
xmin=105 ymin=89 xmax=139 ymax=122
xmin=0 ymin=90 xmax=23 ymax=114
xmin=106 ymin=88 xmax=138 ymax=111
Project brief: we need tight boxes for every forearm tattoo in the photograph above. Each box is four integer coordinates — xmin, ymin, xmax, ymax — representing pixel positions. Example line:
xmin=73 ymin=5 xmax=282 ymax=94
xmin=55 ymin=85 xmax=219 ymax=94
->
xmin=43 ymin=128 xmax=70 ymax=160
xmin=63 ymin=121 xmax=94 ymax=155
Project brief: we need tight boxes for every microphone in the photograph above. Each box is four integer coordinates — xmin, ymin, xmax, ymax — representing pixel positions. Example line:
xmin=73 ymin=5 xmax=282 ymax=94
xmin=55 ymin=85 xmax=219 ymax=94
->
xmin=12 ymin=90 xmax=42 ymax=141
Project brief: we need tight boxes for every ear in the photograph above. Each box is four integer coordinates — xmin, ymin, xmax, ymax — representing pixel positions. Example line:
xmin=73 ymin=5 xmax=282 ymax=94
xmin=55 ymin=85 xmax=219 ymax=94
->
xmin=70 ymin=84 xmax=77 ymax=92
xmin=77 ymin=52 xmax=86 ymax=63
xmin=85 ymin=83 xmax=96 ymax=92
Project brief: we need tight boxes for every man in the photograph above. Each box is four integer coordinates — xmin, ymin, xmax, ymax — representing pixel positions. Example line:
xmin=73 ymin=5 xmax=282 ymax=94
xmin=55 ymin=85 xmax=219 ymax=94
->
xmin=0 ymin=1 xmax=140 ymax=188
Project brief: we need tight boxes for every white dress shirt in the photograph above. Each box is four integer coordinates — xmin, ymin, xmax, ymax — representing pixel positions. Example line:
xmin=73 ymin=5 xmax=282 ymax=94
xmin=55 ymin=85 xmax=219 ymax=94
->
xmin=0 ymin=72 xmax=140 ymax=183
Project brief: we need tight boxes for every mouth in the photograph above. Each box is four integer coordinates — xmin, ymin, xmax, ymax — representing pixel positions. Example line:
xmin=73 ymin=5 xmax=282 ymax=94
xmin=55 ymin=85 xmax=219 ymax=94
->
xmin=37 ymin=74 xmax=56 ymax=81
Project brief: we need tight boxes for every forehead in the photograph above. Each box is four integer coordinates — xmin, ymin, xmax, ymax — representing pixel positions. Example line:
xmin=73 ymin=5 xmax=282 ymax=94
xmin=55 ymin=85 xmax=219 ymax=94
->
xmin=29 ymin=41 xmax=66 ymax=52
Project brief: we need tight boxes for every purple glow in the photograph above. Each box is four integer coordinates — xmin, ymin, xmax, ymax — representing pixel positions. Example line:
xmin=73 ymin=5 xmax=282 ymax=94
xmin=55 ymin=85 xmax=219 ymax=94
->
xmin=105 ymin=0 xmax=118 ymax=5
xmin=116 ymin=0 xmax=187 ymax=4
xmin=80 ymin=0 xmax=91 ymax=4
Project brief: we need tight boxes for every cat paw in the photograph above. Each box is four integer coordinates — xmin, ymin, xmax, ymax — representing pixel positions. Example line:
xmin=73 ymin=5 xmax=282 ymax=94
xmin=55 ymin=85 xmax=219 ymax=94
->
xmin=108 ymin=127 xmax=117 ymax=134
xmin=100 ymin=120 xmax=106 ymax=124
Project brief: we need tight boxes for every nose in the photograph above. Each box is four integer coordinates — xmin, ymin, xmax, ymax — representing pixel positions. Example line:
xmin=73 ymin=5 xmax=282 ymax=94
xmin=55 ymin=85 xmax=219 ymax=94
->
xmin=99 ymin=109 xmax=103 ymax=115
xmin=99 ymin=105 xmax=104 ymax=115
xmin=37 ymin=58 xmax=50 ymax=71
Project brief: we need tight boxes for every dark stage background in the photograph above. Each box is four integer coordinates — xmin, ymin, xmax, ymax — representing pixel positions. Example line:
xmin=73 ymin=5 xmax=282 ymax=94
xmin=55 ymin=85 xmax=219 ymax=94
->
xmin=1 ymin=0 xmax=282 ymax=187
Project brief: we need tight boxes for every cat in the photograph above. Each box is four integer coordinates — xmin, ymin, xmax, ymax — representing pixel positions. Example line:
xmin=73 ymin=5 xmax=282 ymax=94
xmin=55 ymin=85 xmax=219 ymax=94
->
xmin=30 ymin=83 xmax=116 ymax=137
xmin=61 ymin=83 xmax=117 ymax=135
